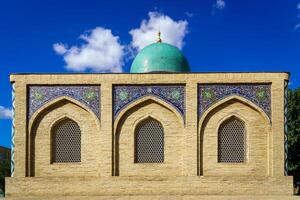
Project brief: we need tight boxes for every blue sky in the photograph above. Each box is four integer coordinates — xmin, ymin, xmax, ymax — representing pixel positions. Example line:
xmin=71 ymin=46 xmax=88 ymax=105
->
xmin=0 ymin=0 xmax=300 ymax=148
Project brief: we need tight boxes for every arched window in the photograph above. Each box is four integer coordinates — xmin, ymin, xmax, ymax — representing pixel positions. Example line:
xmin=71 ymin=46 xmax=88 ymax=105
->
xmin=218 ymin=117 xmax=246 ymax=163
xmin=51 ymin=118 xmax=81 ymax=163
xmin=135 ymin=118 xmax=164 ymax=163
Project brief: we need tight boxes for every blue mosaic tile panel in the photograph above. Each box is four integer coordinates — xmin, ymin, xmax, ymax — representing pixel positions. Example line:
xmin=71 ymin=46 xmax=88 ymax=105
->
xmin=29 ymin=86 xmax=100 ymax=119
xmin=198 ymin=84 xmax=271 ymax=120
xmin=114 ymin=85 xmax=185 ymax=119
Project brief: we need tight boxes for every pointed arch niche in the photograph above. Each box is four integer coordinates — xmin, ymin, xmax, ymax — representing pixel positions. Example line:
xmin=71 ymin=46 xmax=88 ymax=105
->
xmin=198 ymin=95 xmax=271 ymax=176
xmin=114 ymin=96 xmax=184 ymax=177
xmin=28 ymin=97 xmax=100 ymax=177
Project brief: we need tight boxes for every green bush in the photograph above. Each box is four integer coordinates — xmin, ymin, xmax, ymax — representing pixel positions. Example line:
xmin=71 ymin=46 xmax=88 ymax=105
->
xmin=287 ymin=88 xmax=300 ymax=195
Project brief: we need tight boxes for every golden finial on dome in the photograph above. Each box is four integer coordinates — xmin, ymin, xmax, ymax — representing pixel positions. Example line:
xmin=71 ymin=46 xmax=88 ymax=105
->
xmin=157 ymin=30 xmax=162 ymax=43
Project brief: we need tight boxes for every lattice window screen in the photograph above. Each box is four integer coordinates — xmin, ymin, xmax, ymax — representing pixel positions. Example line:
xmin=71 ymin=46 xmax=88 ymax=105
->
xmin=52 ymin=119 xmax=81 ymax=163
xmin=135 ymin=118 xmax=164 ymax=163
xmin=218 ymin=117 xmax=246 ymax=163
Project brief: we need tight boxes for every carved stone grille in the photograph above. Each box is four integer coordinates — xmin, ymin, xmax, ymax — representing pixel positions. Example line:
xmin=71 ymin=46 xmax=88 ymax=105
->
xmin=135 ymin=119 xmax=164 ymax=163
xmin=52 ymin=119 xmax=81 ymax=163
xmin=218 ymin=117 xmax=246 ymax=163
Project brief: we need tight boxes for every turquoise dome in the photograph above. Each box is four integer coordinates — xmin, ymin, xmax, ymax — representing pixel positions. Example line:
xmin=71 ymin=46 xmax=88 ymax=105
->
xmin=130 ymin=42 xmax=190 ymax=73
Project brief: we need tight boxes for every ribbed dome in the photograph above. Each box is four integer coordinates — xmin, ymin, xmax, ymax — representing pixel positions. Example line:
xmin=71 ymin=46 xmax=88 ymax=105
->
xmin=130 ymin=42 xmax=190 ymax=73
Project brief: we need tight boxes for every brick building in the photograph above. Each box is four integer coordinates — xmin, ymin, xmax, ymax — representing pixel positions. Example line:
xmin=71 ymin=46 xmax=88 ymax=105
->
xmin=5 ymin=38 xmax=294 ymax=199
xmin=0 ymin=146 xmax=10 ymax=197
xmin=0 ymin=146 xmax=10 ymax=178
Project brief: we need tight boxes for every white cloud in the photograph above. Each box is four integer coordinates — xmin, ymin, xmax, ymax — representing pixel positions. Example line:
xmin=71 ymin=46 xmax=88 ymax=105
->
xmin=53 ymin=43 xmax=67 ymax=54
xmin=0 ymin=106 xmax=12 ymax=119
xmin=129 ymin=12 xmax=188 ymax=51
xmin=212 ymin=0 xmax=226 ymax=15
xmin=53 ymin=27 xmax=125 ymax=72
xmin=185 ymin=12 xmax=194 ymax=18
xmin=295 ymin=2 xmax=300 ymax=30
xmin=216 ymin=0 xmax=226 ymax=10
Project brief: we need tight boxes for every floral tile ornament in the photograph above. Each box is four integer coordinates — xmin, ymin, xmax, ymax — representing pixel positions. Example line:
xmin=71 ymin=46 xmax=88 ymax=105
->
xmin=28 ymin=86 xmax=100 ymax=119
xmin=113 ymin=85 xmax=185 ymax=120
xmin=198 ymin=84 xmax=271 ymax=121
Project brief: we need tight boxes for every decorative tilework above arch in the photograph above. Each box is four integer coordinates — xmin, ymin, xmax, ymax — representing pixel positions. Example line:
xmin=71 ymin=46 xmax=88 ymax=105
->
xmin=198 ymin=84 xmax=271 ymax=121
xmin=28 ymin=86 xmax=100 ymax=119
xmin=113 ymin=85 xmax=185 ymax=120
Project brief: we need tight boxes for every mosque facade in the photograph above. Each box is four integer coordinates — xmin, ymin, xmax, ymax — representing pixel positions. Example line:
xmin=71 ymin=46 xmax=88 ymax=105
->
xmin=5 ymin=38 xmax=294 ymax=198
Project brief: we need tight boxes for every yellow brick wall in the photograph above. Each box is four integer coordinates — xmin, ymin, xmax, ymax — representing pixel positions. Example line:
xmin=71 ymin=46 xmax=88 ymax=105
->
xmin=6 ymin=72 xmax=293 ymax=197
xmin=200 ymin=99 xmax=269 ymax=176
xmin=30 ymin=100 xmax=101 ymax=177
xmin=116 ymin=99 xmax=184 ymax=176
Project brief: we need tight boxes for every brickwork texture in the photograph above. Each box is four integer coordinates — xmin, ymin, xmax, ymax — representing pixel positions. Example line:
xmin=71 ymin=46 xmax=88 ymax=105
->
xmin=5 ymin=72 xmax=294 ymax=198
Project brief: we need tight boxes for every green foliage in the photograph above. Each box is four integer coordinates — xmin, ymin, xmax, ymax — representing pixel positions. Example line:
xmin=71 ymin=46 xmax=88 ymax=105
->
xmin=0 ymin=152 xmax=10 ymax=197
xmin=0 ymin=178 xmax=3 ymax=197
xmin=0 ymin=159 xmax=5 ymax=189
xmin=287 ymin=87 xmax=300 ymax=194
